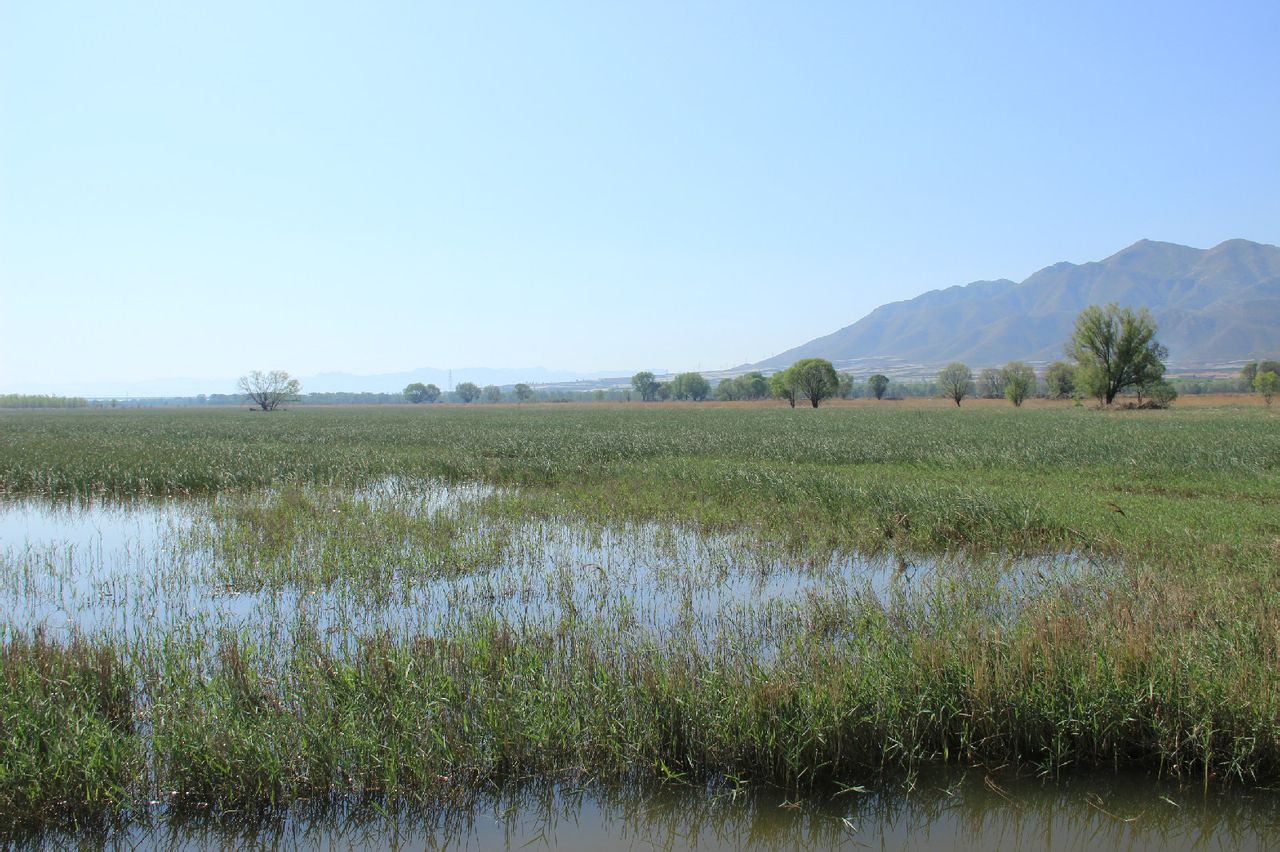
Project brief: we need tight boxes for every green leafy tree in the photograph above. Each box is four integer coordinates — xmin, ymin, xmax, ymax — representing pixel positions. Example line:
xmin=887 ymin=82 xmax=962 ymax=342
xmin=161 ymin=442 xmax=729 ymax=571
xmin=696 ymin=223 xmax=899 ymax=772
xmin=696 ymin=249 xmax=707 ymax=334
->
xmin=1242 ymin=360 xmax=1280 ymax=388
xmin=631 ymin=371 xmax=659 ymax=402
xmin=978 ymin=367 xmax=1008 ymax=399
xmin=1256 ymin=370 xmax=1279 ymax=407
xmin=1043 ymin=361 xmax=1075 ymax=399
xmin=716 ymin=372 xmax=770 ymax=401
xmin=1001 ymin=361 xmax=1036 ymax=407
xmin=1147 ymin=379 xmax=1178 ymax=408
xmin=1068 ymin=304 xmax=1167 ymax=405
xmin=669 ymin=372 xmax=710 ymax=401
xmin=454 ymin=382 xmax=481 ymax=403
xmin=655 ymin=382 xmax=672 ymax=401
xmin=769 ymin=370 xmax=797 ymax=408
xmin=422 ymin=383 xmax=441 ymax=403
xmin=867 ymin=374 xmax=890 ymax=400
xmin=837 ymin=372 xmax=855 ymax=399
xmin=481 ymin=384 xmax=503 ymax=403
xmin=238 ymin=370 xmax=301 ymax=411
xmin=403 ymin=382 xmax=431 ymax=404
xmin=513 ymin=383 xmax=534 ymax=402
xmin=937 ymin=362 xmax=973 ymax=407
xmin=737 ymin=371 xmax=768 ymax=400
xmin=789 ymin=358 xmax=840 ymax=408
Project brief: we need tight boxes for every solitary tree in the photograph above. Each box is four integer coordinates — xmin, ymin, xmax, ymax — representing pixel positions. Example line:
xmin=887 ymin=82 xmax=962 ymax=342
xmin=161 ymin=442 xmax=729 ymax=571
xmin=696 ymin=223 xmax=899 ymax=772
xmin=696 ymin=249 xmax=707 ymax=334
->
xmin=239 ymin=370 xmax=300 ymax=411
xmin=455 ymin=382 xmax=481 ymax=403
xmin=978 ymin=367 xmax=1008 ymax=399
xmin=1068 ymin=304 xmax=1167 ymax=405
xmin=789 ymin=358 xmax=840 ymax=408
xmin=1043 ymin=361 xmax=1076 ymax=399
xmin=769 ymin=370 xmax=797 ymax=407
xmin=403 ymin=382 xmax=431 ymax=403
xmin=1256 ymin=371 xmax=1279 ymax=407
xmin=481 ymin=384 xmax=503 ymax=403
xmin=867 ymin=374 xmax=890 ymax=400
xmin=513 ymin=383 xmax=534 ymax=402
xmin=1001 ymin=361 xmax=1036 ymax=407
xmin=631 ymin=371 xmax=659 ymax=402
xmin=937 ymin=362 xmax=973 ymax=407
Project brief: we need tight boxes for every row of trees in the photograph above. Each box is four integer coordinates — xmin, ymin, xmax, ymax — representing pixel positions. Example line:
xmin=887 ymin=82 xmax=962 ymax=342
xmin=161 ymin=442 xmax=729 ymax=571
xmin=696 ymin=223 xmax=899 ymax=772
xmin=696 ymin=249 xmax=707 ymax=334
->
xmin=630 ymin=371 xmax=713 ymax=401
xmin=934 ymin=304 xmax=1177 ymax=407
xmin=1244 ymin=360 xmax=1280 ymax=407
xmin=936 ymin=361 xmax=1038 ymax=407
xmin=0 ymin=394 xmax=90 ymax=409
xmin=244 ymin=306 xmax=1271 ymax=411
xmin=404 ymin=381 xmax=541 ymax=404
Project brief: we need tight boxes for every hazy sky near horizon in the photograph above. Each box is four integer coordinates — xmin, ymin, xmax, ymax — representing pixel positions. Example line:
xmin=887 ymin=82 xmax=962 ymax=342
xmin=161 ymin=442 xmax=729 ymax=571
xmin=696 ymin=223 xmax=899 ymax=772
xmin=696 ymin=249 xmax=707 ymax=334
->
xmin=3 ymin=1 xmax=1278 ymax=391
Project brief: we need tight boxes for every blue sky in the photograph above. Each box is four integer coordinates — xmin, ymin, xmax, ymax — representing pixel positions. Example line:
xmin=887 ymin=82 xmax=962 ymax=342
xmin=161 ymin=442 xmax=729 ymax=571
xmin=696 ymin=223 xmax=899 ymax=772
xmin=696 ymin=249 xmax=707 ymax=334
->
xmin=3 ymin=1 xmax=1277 ymax=393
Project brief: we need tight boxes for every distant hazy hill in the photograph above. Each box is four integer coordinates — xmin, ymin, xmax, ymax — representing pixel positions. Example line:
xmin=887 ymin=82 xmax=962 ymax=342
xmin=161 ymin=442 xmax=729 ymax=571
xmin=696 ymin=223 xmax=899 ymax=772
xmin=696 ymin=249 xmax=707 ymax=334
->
xmin=753 ymin=239 xmax=1280 ymax=370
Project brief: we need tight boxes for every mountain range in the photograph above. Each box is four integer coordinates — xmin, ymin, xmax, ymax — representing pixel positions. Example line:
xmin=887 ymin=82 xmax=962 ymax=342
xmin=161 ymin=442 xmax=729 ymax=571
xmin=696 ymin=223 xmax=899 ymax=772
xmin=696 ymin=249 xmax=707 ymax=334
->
xmin=751 ymin=238 xmax=1280 ymax=372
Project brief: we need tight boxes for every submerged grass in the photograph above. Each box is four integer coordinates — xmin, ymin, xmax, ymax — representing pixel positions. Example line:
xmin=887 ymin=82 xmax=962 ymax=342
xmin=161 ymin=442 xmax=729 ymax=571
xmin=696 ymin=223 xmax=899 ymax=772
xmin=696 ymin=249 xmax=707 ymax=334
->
xmin=1 ymin=404 xmax=1278 ymax=831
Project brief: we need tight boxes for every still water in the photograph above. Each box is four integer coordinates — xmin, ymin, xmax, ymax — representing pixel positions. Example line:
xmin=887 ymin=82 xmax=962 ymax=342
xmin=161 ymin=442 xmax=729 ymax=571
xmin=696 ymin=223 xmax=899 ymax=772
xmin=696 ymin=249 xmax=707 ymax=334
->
xmin=19 ymin=774 xmax=1278 ymax=850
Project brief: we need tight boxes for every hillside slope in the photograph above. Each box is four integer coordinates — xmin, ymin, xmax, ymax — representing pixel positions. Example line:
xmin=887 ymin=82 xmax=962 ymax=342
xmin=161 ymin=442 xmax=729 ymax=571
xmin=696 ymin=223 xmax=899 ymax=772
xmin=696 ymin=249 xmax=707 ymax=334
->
xmin=754 ymin=239 xmax=1280 ymax=370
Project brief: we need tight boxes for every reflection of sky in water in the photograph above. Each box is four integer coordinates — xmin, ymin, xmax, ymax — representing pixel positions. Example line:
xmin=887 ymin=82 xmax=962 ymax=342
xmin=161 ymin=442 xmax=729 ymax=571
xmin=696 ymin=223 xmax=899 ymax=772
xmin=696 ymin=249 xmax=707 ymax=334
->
xmin=0 ymin=487 xmax=1092 ymax=651
xmin=0 ymin=498 xmax=189 ymax=556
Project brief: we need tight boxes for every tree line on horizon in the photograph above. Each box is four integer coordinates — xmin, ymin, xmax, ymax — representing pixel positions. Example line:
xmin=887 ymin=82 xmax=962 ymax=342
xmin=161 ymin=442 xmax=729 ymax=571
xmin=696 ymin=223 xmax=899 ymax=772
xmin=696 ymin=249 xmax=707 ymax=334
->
xmin=9 ymin=305 xmax=1273 ymax=411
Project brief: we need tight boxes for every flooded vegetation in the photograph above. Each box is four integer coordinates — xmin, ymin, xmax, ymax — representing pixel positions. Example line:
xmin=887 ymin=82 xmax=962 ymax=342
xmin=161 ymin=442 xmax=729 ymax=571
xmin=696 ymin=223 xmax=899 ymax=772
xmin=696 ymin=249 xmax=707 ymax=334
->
xmin=2 ymin=406 xmax=1278 ymax=845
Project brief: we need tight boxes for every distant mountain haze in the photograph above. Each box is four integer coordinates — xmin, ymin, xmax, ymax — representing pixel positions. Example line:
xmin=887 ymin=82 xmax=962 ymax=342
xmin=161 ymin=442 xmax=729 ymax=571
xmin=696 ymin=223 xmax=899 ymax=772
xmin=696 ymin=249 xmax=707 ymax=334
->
xmin=10 ymin=239 xmax=1277 ymax=398
xmin=751 ymin=239 xmax=1280 ymax=371
xmin=5 ymin=367 xmax=641 ymax=399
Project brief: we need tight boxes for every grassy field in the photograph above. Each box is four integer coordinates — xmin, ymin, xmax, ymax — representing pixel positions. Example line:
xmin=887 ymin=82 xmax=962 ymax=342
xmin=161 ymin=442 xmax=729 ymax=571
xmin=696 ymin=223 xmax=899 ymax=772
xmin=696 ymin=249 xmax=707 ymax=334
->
xmin=1 ymin=402 xmax=1278 ymax=831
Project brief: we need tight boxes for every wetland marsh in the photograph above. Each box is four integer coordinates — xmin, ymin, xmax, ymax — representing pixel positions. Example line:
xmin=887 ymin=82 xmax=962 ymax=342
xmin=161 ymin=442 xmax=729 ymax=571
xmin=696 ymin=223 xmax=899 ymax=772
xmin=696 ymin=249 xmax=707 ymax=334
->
xmin=1 ymin=404 xmax=1277 ymax=846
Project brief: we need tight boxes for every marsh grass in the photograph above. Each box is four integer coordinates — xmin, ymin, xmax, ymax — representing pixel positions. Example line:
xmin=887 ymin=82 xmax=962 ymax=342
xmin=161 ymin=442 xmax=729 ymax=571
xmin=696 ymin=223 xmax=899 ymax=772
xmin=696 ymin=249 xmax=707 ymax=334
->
xmin=2 ymin=405 xmax=1276 ymax=570
xmin=1 ymin=405 xmax=1278 ymax=832
xmin=0 ymin=631 xmax=139 ymax=830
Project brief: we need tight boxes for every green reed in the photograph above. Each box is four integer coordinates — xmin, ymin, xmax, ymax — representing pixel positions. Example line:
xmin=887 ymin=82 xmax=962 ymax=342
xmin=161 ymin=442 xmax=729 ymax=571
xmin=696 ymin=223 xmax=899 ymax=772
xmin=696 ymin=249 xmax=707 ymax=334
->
xmin=1 ymin=404 xmax=1278 ymax=831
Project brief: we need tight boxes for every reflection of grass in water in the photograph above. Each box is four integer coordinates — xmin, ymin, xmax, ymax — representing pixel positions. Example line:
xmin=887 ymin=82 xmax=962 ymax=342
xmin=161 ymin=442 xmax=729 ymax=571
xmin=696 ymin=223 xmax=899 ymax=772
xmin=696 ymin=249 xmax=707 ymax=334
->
xmin=11 ymin=772 xmax=1278 ymax=849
